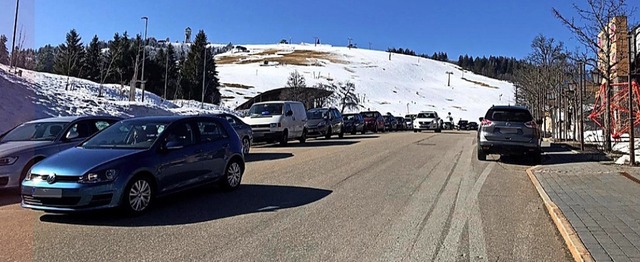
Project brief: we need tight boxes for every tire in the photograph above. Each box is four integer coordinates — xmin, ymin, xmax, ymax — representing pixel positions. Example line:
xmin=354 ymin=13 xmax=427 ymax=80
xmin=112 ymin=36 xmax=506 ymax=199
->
xmin=361 ymin=128 xmax=366 ymax=135
xmin=279 ymin=130 xmax=288 ymax=146
xmin=299 ymin=129 xmax=307 ymax=143
xmin=477 ymin=148 xmax=487 ymax=161
xmin=339 ymin=128 xmax=344 ymax=138
xmin=374 ymin=125 xmax=378 ymax=133
xmin=242 ymin=137 xmax=251 ymax=155
xmin=414 ymin=130 xmax=418 ymax=133
xmin=325 ymin=127 xmax=332 ymax=139
xmin=530 ymin=151 xmax=542 ymax=165
xmin=220 ymin=160 xmax=243 ymax=191
xmin=351 ymin=128 xmax=357 ymax=135
xmin=121 ymin=176 xmax=154 ymax=215
xmin=435 ymin=129 xmax=441 ymax=133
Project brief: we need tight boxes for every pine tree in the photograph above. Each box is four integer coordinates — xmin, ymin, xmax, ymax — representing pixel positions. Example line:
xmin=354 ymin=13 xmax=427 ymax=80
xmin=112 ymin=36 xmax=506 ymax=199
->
xmin=0 ymin=35 xmax=9 ymax=65
xmin=180 ymin=30 xmax=220 ymax=104
xmin=36 ymin=45 xmax=56 ymax=72
xmin=83 ymin=35 xmax=102 ymax=81
xmin=54 ymin=29 xmax=85 ymax=90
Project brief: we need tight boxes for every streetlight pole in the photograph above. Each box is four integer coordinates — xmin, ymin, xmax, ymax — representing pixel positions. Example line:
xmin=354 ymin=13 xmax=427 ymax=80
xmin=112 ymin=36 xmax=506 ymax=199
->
xmin=163 ymin=37 xmax=170 ymax=102
xmin=201 ymin=47 xmax=206 ymax=109
xmin=579 ymin=61 xmax=585 ymax=151
xmin=140 ymin=16 xmax=148 ymax=103
xmin=9 ymin=0 xmax=19 ymax=73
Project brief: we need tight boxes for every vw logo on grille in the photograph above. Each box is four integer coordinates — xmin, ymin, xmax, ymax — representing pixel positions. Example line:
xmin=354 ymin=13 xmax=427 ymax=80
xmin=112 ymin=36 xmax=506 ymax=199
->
xmin=46 ymin=173 xmax=56 ymax=184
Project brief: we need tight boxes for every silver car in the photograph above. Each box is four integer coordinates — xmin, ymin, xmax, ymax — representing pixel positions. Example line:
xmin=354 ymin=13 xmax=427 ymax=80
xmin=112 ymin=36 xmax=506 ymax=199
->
xmin=477 ymin=105 xmax=541 ymax=163
xmin=0 ymin=116 xmax=121 ymax=190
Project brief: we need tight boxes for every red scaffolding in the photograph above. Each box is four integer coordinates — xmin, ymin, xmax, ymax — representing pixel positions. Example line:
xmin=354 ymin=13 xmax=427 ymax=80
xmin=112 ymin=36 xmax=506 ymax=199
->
xmin=589 ymin=81 xmax=640 ymax=140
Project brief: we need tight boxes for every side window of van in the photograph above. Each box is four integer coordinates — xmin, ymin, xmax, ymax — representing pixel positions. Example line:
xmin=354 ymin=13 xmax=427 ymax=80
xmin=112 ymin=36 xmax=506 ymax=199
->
xmin=284 ymin=103 xmax=292 ymax=116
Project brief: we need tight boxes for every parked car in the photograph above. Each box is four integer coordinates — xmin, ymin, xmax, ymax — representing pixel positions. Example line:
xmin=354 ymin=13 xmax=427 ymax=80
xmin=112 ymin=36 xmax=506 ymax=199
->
xmin=0 ymin=116 xmax=121 ymax=190
xmin=21 ymin=115 xmax=245 ymax=214
xmin=306 ymin=107 xmax=344 ymax=139
xmin=457 ymin=120 xmax=469 ymax=130
xmin=477 ymin=105 xmax=542 ymax=163
xmin=342 ymin=113 xmax=365 ymax=135
xmin=467 ymin=121 xmax=479 ymax=130
xmin=404 ymin=114 xmax=416 ymax=130
xmin=383 ymin=115 xmax=398 ymax=131
xmin=360 ymin=111 xmax=386 ymax=133
xmin=210 ymin=113 xmax=253 ymax=154
xmin=242 ymin=101 xmax=308 ymax=145
xmin=395 ymin=117 xmax=407 ymax=131
xmin=413 ymin=111 xmax=442 ymax=133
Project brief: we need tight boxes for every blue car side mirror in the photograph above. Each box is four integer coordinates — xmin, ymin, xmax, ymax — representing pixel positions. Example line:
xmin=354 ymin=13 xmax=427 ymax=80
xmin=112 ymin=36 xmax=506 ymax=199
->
xmin=165 ymin=140 xmax=184 ymax=150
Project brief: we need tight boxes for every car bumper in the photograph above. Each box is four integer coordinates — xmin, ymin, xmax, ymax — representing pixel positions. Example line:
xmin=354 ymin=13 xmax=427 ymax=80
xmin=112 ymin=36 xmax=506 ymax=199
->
xmin=20 ymin=181 xmax=121 ymax=212
xmin=252 ymin=130 xmax=285 ymax=142
xmin=0 ymin=165 xmax=25 ymax=190
xmin=478 ymin=140 xmax=540 ymax=155
xmin=307 ymin=126 xmax=328 ymax=137
xmin=414 ymin=123 xmax=439 ymax=130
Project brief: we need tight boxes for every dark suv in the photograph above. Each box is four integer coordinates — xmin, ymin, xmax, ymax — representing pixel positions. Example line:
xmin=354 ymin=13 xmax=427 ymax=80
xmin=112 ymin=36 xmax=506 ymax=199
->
xmin=306 ymin=107 xmax=344 ymax=138
xmin=477 ymin=105 xmax=542 ymax=163
xmin=342 ymin=113 xmax=365 ymax=135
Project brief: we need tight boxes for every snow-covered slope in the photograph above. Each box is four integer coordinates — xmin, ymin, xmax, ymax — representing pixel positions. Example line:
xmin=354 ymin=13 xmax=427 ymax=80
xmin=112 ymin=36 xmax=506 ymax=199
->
xmin=0 ymin=64 xmax=234 ymax=134
xmin=0 ymin=43 xmax=514 ymax=134
xmin=217 ymin=43 xmax=514 ymax=121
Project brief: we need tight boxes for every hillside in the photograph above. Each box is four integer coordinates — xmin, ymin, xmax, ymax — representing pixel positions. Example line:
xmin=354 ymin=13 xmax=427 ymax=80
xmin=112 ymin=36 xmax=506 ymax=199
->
xmin=0 ymin=64 xmax=233 ymax=134
xmin=217 ymin=43 xmax=515 ymax=121
xmin=0 ymin=43 xmax=514 ymax=134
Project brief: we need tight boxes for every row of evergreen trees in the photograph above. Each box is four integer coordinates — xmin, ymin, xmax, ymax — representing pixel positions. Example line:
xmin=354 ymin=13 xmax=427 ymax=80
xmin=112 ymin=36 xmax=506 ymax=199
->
xmin=0 ymin=29 xmax=220 ymax=104
xmin=385 ymin=46 xmax=522 ymax=80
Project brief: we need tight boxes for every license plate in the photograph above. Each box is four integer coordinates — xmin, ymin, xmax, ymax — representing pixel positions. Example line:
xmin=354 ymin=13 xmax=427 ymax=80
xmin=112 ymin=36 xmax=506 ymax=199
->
xmin=500 ymin=128 xmax=519 ymax=134
xmin=32 ymin=188 xmax=62 ymax=198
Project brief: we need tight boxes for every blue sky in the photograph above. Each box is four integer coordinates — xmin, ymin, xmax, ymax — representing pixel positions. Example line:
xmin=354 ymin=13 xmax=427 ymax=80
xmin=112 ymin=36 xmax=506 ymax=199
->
xmin=0 ymin=0 xmax=638 ymax=59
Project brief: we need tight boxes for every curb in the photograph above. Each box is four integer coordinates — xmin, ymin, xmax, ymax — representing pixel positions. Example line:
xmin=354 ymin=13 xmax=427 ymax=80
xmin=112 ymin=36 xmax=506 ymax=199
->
xmin=526 ymin=166 xmax=593 ymax=262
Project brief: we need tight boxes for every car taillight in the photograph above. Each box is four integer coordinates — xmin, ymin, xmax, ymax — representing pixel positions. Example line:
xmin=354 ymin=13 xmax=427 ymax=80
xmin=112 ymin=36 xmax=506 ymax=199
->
xmin=524 ymin=121 xmax=536 ymax=128
xmin=481 ymin=119 xmax=493 ymax=127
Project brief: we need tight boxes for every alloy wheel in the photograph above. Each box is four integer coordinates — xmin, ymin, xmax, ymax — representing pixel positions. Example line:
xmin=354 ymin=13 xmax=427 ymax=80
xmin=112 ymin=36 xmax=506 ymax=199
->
xmin=128 ymin=179 xmax=151 ymax=212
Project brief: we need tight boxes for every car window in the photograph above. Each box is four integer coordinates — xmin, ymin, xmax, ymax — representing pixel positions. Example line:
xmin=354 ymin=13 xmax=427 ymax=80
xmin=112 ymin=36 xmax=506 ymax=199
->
xmin=65 ymin=120 xmax=99 ymax=139
xmin=485 ymin=108 xmax=533 ymax=122
xmin=197 ymin=120 xmax=228 ymax=142
xmin=1 ymin=122 xmax=68 ymax=142
xmin=82 ymin=120 xmax=169 ymax=149
xmin=224 ymin=115 xmax=237 ymax=125
xmin=284 ymin=103 xmax=292 ymax=114
xmin=166 ymin=123 xmax=196 ymax=146
xmin=95 ymin=120 xmax=112 ymax=131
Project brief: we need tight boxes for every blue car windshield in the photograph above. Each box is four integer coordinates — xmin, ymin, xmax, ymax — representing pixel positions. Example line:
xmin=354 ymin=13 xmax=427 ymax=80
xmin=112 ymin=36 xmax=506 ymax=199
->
xmin=1 ymin=122 xmax=69 ymax=142
xmin=82 ymin=120 xmax=170 ymax=149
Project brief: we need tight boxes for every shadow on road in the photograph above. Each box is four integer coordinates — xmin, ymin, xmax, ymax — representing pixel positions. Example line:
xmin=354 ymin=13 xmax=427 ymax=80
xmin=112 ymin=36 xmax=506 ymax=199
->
xmin=245 ymin=152 xmax=294 ymax=162
xmin=339 ymin=135 xmax=380 ymax=139
xmin=38 ymin=184 xmax=332 ymax=227
xmin=268 ymin=140 xmax=359 ymax=148
xmin=493 ymin=143 xmax=609 ymax=166
xmin=0 ymin=190 xmax=21 ymax=207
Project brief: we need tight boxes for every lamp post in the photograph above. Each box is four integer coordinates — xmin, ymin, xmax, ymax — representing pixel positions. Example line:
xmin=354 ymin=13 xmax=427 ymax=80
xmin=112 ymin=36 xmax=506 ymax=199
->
xmin=201 ymin=47 xmax=206 ymax=109
xmin=140 ymin=16 xmax=148 ymax=103
xmin=446 ymin=71 xmax=453 ymax=87
xmin=163 ymin=37 xmax=170 ymax=102
xmin=579 ymin=61 xmax=585 ymax=151
xmin=9 ymin=0 xmax=19 ymax=73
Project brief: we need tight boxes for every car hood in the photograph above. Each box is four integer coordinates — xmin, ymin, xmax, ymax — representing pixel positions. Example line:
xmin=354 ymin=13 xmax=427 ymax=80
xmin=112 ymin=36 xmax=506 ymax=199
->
xmin=0 ymin=141 xmax=53 ymax=156
xmin=243 ymin=116 xmax=277 ymax=125
xmin=31 ymin=147 xmax=143 ymax=176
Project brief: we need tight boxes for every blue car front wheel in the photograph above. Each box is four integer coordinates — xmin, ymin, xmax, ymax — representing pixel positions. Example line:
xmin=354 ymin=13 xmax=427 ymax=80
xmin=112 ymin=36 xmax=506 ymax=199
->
xmin=122 ymin=176 xmax=154 ymax=215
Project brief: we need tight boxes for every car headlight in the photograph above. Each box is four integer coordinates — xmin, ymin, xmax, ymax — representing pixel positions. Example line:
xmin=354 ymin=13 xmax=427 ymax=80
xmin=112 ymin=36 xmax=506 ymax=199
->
xmin=78 ymin=169 xmax=118 ymax=184
xmin=0 ymin=156 xmax=18 ymax=166
xmin=270 ymin=123 xmax=281 ymax=128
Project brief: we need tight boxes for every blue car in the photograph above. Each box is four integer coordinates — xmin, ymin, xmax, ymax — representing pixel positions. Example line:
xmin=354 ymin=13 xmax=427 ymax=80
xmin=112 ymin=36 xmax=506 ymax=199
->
xmin=21 ymin=116 xmax=245 ymax=214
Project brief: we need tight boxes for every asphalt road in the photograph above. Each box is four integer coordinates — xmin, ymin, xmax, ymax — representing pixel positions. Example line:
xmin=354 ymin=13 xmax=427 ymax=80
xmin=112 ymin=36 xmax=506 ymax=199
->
xmin=0 ymin=131 xmax=571 ymax=262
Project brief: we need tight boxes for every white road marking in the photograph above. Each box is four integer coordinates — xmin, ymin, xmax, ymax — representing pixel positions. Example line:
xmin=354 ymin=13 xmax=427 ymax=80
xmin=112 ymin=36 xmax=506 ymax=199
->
xmin=469 ymin=199 xmax=488 ymax=261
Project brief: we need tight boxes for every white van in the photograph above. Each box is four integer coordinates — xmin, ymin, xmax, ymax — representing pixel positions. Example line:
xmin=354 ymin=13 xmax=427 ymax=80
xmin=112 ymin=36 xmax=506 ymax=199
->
xmin=243 ymin=101 xmax=308 ymax=145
